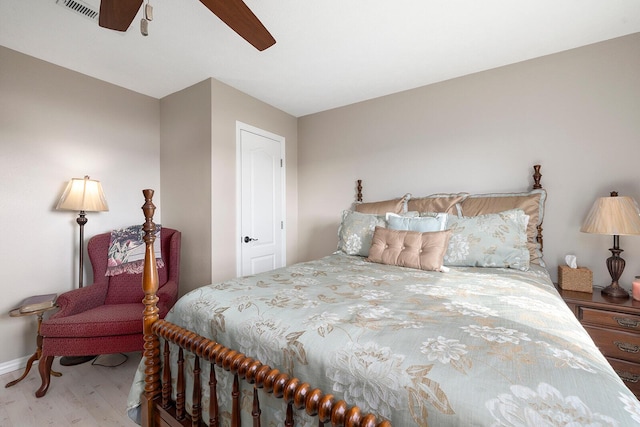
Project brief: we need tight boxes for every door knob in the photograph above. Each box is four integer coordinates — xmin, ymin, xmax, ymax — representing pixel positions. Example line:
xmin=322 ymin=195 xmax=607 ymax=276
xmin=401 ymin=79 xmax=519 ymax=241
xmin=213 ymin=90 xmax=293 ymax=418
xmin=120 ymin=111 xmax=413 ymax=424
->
xmin=244 ymin=236 xmax=258 ymax=243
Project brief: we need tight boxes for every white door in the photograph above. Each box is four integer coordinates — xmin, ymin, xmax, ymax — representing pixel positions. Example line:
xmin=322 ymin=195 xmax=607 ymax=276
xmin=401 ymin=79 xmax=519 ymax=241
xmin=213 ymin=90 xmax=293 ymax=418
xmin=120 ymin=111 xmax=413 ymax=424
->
xmin=236 ymin=122 xmax=286 ymax=276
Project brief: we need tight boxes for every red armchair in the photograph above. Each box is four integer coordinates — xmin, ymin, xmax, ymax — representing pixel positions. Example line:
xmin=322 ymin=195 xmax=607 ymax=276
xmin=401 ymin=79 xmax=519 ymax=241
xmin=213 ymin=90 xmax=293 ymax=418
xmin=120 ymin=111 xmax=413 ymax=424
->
xmin=35 ymin=227 xmax=181 ymax=397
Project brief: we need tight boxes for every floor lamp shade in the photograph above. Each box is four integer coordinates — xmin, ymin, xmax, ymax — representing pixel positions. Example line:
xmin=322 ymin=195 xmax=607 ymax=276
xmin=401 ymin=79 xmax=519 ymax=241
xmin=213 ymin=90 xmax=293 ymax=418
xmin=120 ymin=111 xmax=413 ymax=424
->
xmin=56 ymin=176 xmax=109 ymax=212
xmin=57 ymin=176 xmax=108 ymax=288
xmin=581 ymin=192 xmax=640 ymax=298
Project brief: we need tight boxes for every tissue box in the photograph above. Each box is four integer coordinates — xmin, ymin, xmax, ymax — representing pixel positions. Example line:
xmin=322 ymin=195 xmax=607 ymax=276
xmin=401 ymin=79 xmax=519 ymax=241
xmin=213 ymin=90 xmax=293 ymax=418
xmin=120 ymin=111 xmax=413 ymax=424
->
xmin=558 ymin=266 xmax=593 ymax=293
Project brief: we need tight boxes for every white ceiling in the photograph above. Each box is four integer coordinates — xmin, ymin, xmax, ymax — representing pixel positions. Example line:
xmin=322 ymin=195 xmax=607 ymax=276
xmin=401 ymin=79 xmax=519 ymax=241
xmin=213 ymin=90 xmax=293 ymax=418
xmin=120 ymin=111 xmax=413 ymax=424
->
xmin=1 ymin=0 xmax=639 ymax=117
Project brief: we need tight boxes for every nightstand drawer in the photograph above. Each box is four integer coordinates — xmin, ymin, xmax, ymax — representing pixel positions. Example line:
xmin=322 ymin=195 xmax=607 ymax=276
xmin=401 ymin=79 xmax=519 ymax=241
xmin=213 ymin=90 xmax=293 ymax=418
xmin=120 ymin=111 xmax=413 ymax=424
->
xmin=584 ymin=326 xmax=640 ymax=363
xmin=607 ymin=357 xmax=640 ymax=397
xmin=580 ymin=307 xmax=640 ymax=331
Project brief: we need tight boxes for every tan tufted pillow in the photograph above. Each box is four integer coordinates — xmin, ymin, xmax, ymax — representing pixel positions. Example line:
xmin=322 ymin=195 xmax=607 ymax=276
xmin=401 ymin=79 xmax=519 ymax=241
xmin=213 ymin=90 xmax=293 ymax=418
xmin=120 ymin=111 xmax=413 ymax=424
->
xmin=407 ymin=193 xmax=468 ymax=215
xmin=355 ymin=194 xmax=408 ymax=215
xmin=367 ymin=227 xmax=451 ymax=271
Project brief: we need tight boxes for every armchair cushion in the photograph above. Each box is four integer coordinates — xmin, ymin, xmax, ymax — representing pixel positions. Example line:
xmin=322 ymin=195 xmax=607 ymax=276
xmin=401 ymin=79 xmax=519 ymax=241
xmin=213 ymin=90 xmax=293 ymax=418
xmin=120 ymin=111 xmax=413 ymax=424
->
xmin=42 ymin=303 xmax=145 ymax=337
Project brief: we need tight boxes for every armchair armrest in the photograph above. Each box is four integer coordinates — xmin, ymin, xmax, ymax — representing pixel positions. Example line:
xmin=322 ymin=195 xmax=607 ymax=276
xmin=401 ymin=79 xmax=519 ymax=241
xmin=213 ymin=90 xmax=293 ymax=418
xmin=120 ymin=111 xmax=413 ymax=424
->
xmin=50 ymin=282 xmax=108 ymax=319
xmin=156 ymin=279 xmax=178 ymax=318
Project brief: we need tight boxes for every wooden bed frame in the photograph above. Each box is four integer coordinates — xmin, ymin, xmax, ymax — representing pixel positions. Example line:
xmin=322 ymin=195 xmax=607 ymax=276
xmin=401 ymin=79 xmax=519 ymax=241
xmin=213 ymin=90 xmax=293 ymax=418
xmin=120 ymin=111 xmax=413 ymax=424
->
xmin=138 ymin=164 xmax=543 ymax=427
xmin=139 ymin=190 xmax=391 ymax=427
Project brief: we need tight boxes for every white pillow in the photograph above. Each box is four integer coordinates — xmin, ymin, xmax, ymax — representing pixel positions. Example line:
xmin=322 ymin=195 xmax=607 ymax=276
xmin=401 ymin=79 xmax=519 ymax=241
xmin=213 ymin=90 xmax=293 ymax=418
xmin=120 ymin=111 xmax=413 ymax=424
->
xmin=386 ymin=212 xmax=448 ymax=232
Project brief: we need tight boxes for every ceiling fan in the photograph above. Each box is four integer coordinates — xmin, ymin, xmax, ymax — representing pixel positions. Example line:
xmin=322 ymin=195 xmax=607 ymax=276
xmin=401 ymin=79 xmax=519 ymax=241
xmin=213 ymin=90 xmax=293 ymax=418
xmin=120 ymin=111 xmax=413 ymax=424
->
xmin=98 ymin=0 xmax=276 ymax=51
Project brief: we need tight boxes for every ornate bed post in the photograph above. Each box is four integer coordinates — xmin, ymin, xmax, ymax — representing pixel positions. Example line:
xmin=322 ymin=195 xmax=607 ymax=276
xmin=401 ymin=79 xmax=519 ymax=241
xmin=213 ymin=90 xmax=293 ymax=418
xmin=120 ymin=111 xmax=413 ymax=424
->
xmin=141 ymin=189 xmax=161 ymax=426
xmin=532 ymin=165 xmax=544 ymax=249
xmin=532 ymin=164 xmax=542 ymax=189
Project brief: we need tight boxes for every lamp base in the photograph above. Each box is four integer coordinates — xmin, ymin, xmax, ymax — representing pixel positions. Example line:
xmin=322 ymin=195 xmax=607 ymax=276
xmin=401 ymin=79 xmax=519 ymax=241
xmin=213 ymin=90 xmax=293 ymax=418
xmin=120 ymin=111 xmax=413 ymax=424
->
xmin=59 ymin=355 xmax=96 ymax=366
xmin=601 ymin=284 xmax=630 ymax=299
xmin=600 ymin=235 xmax=629 ymax=299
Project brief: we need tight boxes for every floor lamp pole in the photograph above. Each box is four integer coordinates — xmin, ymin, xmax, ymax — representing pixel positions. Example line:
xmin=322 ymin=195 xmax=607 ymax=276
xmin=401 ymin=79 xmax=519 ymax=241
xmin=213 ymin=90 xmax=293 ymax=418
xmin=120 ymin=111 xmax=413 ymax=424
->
xmin=77 ymin=211 xmax=87 ymax=288
xmin=56 ymin=175 xmax=108 ymax=366
xmin=61 ymin=210 xmax=94 ymax=366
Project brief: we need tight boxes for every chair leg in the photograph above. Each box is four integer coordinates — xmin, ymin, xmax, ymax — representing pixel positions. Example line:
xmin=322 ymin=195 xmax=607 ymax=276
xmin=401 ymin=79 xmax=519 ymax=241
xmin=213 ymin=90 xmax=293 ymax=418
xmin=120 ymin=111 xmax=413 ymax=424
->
xmin=35 ymin=355 xmax=54 ymax=398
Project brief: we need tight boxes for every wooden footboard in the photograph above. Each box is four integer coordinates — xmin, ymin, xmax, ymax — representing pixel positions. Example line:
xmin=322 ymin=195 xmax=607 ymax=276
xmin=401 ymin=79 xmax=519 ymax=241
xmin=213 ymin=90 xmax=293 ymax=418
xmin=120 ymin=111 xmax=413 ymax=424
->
xmin=139 ymin=189 xmax=391 ymax=427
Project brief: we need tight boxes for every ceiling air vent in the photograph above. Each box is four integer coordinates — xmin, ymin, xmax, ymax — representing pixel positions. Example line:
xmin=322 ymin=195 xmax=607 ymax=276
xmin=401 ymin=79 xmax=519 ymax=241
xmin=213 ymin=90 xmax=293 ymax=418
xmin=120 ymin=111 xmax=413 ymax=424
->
xmin=56 ymin=0 xmax=99 ymax=22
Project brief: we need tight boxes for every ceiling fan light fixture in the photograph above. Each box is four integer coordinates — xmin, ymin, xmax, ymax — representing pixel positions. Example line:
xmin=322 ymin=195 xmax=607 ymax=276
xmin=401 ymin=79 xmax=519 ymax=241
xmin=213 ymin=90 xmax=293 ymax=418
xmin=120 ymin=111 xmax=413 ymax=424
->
xmin=140 ymin=18 xmax=149 ymax=36
xmin=140 ymin=1 xmax=152 ymax=36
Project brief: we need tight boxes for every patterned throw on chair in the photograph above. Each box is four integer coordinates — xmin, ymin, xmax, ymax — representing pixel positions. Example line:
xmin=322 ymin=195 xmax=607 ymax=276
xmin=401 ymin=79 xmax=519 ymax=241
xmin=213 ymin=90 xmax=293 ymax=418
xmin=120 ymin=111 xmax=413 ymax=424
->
xmin=106 ymin=224 xmax=163 ymax=276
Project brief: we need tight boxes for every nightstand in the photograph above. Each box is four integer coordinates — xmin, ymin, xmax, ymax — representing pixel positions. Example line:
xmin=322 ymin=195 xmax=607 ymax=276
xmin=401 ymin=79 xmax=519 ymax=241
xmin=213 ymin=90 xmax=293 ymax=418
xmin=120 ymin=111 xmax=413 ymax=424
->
xmin=557 ymin=285 xmax=640 ymax=398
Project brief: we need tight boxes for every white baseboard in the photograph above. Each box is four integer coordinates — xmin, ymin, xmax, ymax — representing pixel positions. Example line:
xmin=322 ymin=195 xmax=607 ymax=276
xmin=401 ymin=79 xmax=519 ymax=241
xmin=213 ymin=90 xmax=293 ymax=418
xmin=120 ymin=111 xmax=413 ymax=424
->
xmin=0 ymin=355 xmax=32 ymax=376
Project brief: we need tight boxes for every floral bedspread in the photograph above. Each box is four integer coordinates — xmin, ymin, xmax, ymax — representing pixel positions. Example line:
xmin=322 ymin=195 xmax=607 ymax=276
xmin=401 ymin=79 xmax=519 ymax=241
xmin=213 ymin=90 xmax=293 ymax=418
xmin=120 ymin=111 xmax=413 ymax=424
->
xmin=127 ymin=253 xmax=640 ymax=426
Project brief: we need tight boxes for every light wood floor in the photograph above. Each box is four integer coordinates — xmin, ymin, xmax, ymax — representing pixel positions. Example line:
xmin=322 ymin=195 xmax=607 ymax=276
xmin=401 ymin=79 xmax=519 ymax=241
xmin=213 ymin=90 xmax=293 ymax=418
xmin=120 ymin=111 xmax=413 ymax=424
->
xmin=0 ymin=352 xmax=142 ymax=427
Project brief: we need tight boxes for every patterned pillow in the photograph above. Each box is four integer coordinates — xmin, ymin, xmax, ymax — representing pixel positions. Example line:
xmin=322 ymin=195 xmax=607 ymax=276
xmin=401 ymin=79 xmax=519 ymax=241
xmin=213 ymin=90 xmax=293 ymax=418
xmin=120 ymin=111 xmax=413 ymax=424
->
xmin=444 ymin=209 xmax=530 ymax=271
xmin=337 ymin=211 xmax=386 ymax=256
xmin=459 ymin=189 xmax=546 ymax=266
xmin=386 ymin=212 xmax=448 ymax=232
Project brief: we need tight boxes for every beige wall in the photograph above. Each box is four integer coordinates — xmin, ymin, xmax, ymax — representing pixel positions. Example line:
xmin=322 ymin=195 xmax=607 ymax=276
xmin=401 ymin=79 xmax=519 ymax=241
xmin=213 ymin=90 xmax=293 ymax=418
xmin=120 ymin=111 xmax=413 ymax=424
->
xmin=159 ymin=78 xmax=298 ymax=293
xmin=209 ymin=78 xmax=299 ymax=284
xmin=160 ymin=79 xmax=213 ymax=294
xmin=298 ymin=33 xmax=640 ymax=286
xmin=0 ymin=46 xmax=160 ymax=365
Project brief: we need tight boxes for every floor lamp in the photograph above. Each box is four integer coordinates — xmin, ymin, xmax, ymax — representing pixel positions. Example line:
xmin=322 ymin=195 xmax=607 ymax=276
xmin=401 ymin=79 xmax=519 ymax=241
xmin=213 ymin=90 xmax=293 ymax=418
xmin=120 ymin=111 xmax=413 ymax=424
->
xmin=56 ymin=175 xmax=108 ymax=365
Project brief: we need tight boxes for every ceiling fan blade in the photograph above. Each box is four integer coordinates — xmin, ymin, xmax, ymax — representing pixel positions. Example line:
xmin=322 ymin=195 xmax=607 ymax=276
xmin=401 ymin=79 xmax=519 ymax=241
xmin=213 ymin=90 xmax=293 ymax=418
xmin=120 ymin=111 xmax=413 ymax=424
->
xmin=199 ymin=0 xmax=276 ymax=51
xmin=99 ymin=0 xmax=143 ymax=32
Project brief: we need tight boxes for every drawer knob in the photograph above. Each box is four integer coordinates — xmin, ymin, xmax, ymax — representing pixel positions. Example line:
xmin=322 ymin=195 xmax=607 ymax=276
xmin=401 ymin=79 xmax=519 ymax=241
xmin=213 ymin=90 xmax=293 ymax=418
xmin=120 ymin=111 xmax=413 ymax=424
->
xmin=615 ymin=370 xmax=640 ymax=384
xmin=615 ymin=317 xmax=640 ymax=329
xmin=614 ymin=341 xmax=640 ymax=353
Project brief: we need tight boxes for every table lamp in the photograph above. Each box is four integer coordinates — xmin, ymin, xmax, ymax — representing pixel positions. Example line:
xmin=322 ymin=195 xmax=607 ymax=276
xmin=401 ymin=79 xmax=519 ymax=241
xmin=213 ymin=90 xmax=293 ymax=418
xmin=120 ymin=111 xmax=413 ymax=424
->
xmin=56 ymin=175 xmax=108 ymax=288
xmin=581 ymin=191 xmax=640 ymax=298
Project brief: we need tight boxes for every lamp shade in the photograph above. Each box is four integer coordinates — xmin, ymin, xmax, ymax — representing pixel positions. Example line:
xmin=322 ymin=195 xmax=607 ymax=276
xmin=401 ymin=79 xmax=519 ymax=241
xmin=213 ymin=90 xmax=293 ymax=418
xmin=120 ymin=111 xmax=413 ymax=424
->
xmin=581 ymin=194 xmax=640 ymax=236
xmin=56 ymin=176 xmax=109 ymax=212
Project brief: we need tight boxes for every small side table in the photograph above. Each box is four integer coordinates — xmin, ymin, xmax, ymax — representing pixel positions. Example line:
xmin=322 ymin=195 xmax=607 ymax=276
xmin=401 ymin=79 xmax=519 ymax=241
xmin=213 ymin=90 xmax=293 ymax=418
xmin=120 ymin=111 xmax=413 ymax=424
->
xmin=5 ymin=305 xmax=62 ymax=388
